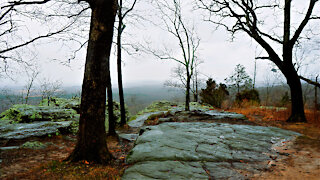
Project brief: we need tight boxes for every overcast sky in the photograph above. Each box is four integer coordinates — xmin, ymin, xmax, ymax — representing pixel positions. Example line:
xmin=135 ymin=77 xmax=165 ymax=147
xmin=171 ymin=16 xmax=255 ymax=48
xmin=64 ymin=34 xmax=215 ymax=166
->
xmin=1 ymin=0 xmax=319 ymax=88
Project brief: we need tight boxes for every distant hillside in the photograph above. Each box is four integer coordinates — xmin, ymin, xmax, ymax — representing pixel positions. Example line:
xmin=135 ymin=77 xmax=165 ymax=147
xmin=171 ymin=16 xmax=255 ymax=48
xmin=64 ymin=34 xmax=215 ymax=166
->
xmin=1 ymin=82 xmax=318 ymax=115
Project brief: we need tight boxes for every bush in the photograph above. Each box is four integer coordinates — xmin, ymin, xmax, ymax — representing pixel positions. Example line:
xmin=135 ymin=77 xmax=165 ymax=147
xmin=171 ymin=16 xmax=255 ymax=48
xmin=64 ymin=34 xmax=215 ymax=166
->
xmin=200 ymin=78 xmax=229 ymax=108
xmin=235 ymin=89 xmax=260 ymax=106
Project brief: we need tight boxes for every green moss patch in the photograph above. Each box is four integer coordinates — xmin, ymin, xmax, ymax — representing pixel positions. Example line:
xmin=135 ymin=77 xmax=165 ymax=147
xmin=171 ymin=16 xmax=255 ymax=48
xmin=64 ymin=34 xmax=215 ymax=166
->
xmin=21 ymin=141 xmax=47 ymax=150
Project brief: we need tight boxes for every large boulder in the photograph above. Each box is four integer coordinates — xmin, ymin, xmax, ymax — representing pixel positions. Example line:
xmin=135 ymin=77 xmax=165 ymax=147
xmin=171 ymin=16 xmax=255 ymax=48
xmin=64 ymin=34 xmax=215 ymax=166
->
xmin=0 ymin=121 xmax=73 ymax=139
xmin=0 ymin=104 xmax=78 ymax=123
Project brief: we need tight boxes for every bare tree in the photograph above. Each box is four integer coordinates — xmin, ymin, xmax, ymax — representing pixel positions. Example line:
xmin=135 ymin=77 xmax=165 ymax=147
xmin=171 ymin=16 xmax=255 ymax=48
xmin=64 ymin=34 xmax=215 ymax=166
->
xmin=117 ymin=0 xmax=137 ymax=126
xmin=147 ymin=0 xmax=200 ymax=111
xmin=164 ymin=62 xmax=203 ymax=102
xmin=24 ymin=68 xmax=40 ymax=104
xmin=39 ymin=77 xmax=62 ymax=105
xmin=0 ymin=0 xmax=118 ymax=163
xmin=198 ymin=0 xmax=320 ymax=122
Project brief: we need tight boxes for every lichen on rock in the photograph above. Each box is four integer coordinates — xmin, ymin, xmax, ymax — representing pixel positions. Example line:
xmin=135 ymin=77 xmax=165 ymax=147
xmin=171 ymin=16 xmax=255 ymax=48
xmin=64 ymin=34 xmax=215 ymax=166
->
xmin=20 ymin=141 xmax=47 ymax=150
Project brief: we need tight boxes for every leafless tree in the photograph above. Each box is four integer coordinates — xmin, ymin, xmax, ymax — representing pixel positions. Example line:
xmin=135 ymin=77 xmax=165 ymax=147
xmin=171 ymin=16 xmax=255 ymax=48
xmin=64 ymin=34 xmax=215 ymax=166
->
xmin=24 ymin=68 xmax=40 ymax=104
xmin=1 ymin=0 xmax=118 ymax=163
xmin=164 ymin=62 xmax=203 ymax=102
xmin=197 ymin=0 xmax=320 ymax=122
xmin=38 ymin=77 xmax=62 ymax=105
xmin=117 ymin=0 xmax=138 ymax=126
xmin=147 ymin=0 xmax=200 ymax=111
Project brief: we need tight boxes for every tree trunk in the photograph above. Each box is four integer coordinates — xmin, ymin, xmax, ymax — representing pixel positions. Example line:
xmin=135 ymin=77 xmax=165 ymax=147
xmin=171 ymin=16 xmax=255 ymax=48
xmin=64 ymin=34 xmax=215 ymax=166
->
xmin=117 ymin=2 xmax=127 ymax=126
xmin=283 ymin=66 xmax=307 ymax=123
xmin=315 ymin=76 xmax=318 ymax=110
xmin=107 ymin=58 xmax=116 ymax=136
xmin=185 ymin=70 xmax=190 ymax=111
xmin=195 ymin=71 xmax=198 ymax=102
xmin=266 ymin=86 xmax=269 ymax=106
xmin=67 ymin=0 xmax=117 ymax=164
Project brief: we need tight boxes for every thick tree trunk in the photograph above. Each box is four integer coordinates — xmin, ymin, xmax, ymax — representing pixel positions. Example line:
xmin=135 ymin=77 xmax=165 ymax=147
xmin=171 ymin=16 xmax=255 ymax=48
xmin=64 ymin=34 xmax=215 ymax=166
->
xmin=283 ymin=66 xmax=307 ymax=123
xmin=67 ymin=0 xmax=117 ymax=164
xmin=185 ymin=71 xmax=190 ymax=111
xmin=282 ymin=0 xmax=306 ymax=123
xmin=117 ymin=3 xmax=127 ymax=126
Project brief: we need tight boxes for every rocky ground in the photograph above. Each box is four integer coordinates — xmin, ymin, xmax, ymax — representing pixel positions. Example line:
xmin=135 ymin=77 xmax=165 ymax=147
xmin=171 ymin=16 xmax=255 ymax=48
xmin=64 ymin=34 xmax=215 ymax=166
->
xmin=122 ymin=109 xmax=301 ymax=179
xmin=0 ymin=101 xmax=319 ymax=179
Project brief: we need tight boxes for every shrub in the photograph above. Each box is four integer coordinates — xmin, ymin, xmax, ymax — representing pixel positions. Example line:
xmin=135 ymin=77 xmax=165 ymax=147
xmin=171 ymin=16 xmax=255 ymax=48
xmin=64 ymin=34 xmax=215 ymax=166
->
xmin=235 ymin=89 xmax=260 ymax=106
xmin=200 ymin=78 xmax=229 ymax=108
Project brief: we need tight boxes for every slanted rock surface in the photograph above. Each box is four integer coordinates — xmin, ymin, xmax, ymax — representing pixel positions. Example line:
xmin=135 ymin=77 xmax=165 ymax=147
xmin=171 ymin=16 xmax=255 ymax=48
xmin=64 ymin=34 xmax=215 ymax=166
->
xmin=122 ymin=122 xmax=300 ymax=179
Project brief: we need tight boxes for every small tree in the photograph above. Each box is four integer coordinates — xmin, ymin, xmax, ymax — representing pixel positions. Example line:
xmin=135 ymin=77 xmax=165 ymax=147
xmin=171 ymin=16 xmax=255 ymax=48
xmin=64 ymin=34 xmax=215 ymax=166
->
xmin=225 ymin=64 xmax=252 ymax=93
xmin=164 ymin=63 xmax=203 ymax=102
xmin=39 ymin=78 xmax=62 ymax=106
xmin=148 ymin=0 xmax=200 ymax=111
xmin=200 ymin=78 xmax=229 ymax=108
xmin=24 ymin=69 xmax=40 ymax=104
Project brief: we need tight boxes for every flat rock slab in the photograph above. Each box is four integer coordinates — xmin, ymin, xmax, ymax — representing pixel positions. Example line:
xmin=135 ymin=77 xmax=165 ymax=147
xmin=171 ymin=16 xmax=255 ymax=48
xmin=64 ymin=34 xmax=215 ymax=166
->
xmin=128 ymin=112 xmax=167 ymax=128
xmin=203 ymin=110 xmax=246 ymax=120
xmin=123 ymin=122 xmax=300 ymax=179
xmin=0 ymin=121 xmax=73 ymax=139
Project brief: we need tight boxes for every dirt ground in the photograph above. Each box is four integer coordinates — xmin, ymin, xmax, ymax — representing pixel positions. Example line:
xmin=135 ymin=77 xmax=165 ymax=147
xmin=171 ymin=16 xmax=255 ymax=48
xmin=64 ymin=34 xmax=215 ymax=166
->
xmin=0 ymin=133 xmax=135 ymax=179
xmin=1 ymin=112 xmax=320 ymax=179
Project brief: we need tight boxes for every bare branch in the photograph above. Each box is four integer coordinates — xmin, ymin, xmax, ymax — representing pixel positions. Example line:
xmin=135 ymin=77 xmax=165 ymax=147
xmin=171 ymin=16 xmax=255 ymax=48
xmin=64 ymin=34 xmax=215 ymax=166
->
xmin=290 ymin=0 xmax=318 ymax=49
xmin=2 ymin=0 xmax=51 ymax=8
xmin=299 ymin=75 xmax=320 ymax=88
xmin=0 ymin=20 xmax=74 ymax=54
xmin=122 ymin=0 xmax=137 ymax=19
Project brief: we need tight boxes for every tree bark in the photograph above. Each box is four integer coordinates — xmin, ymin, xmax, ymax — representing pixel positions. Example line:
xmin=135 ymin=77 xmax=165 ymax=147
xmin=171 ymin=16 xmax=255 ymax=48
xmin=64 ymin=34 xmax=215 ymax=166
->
xmin=67 ymin=0 xmax=117 ymax=163
xmin=282 ymin=65 xmax=307 ymax=123
xmin=117 ymin=0 xmax=127 ymax=126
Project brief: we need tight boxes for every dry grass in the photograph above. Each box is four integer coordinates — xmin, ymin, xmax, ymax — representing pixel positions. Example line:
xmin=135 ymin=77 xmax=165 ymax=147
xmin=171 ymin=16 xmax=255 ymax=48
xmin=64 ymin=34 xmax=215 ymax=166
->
xmin=228 ymin=105 xmax=320 ymax=140
xmin=229 ymin=106 xmax=320 ymax=126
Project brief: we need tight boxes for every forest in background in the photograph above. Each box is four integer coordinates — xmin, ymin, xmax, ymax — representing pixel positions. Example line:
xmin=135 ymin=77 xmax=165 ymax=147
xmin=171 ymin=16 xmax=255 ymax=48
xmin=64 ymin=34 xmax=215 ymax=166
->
xmin=1 ymin=81 xmax=318 ymax=115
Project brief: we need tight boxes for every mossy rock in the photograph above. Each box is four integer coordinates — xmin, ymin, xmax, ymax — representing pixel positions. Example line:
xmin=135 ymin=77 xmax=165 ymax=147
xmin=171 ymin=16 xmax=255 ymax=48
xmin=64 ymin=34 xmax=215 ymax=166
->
xmin=0 ymin=104 xmax=78 ymax=123
xmin=132 ymin=101 xmax=214 ymax=121
xmin=39 ymin=97 xmax=81 ymax=113
xmin=20 ymin=141 xmax=47 ymax=149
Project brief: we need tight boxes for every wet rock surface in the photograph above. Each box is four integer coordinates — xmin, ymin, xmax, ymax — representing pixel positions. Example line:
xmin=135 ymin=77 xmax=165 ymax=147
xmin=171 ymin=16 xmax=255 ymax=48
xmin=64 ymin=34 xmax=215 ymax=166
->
xmin=122 ymin=122 xmax=300 ymax=179
xmin=128 ymin=111 xmax=167 ymax=128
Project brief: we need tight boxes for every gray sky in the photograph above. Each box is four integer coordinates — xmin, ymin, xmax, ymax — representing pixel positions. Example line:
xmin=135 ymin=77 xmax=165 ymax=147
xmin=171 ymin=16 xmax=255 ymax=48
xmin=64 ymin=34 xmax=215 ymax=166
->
xmin=1 ymin=0 xmax=319 ymax=87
